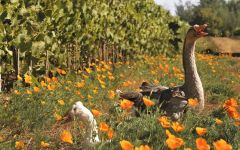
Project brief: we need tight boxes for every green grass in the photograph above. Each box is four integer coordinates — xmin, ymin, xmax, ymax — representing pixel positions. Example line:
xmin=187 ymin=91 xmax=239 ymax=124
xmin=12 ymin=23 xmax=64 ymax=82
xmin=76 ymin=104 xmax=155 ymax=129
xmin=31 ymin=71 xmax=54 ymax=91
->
xmin=0 ymin=54 xmax=239 ymax=149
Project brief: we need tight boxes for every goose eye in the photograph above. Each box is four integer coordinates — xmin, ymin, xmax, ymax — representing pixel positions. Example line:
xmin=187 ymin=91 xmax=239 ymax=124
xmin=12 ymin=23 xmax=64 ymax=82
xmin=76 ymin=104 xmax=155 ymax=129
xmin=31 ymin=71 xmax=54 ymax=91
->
xmin=73 ymin=107 xmax=77 ymax=112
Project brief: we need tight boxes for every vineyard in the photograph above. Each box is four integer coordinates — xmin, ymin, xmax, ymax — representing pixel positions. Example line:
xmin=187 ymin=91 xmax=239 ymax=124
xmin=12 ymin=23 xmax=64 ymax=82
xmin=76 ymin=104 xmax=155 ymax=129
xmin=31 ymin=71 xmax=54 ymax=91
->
xmin=1 ymin=0 xmax=240 ymax=150
xmin=0 ymin=0 xmax=186 ymax=81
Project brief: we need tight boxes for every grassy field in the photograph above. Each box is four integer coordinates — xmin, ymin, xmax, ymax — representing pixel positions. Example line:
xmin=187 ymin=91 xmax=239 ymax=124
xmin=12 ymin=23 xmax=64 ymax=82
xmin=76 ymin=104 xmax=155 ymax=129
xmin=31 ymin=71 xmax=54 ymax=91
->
xmin=198 ymin=36 xmax=240 ymax=54
xmin=0 ymin=53 xmax=240 ymax=149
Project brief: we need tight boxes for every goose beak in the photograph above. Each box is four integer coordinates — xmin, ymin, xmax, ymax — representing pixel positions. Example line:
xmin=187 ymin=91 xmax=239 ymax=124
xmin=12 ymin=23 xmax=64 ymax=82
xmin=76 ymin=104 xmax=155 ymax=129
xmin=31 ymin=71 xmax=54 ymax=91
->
xmin=194 ymin=24 xmax=208 ymax=37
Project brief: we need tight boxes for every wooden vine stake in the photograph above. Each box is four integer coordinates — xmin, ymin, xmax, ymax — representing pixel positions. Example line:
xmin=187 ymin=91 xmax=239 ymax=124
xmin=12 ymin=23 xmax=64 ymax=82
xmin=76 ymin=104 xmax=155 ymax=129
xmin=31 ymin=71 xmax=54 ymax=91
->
xmin=0 ymin=65 xmax=2 ymax=92
xmin=13 ymin=47 xmax=20 ymax=76
xmin=45 ymin=50 xmax=49 ymax=76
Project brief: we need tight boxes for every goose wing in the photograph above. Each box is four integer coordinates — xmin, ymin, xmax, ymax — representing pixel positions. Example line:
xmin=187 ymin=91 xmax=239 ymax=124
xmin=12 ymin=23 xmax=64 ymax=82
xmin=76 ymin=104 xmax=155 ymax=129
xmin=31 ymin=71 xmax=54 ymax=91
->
xmin=139 ymin=81 xmax=168 ymax=99
xmin=158 ymin=87 xmax=188 ymax=121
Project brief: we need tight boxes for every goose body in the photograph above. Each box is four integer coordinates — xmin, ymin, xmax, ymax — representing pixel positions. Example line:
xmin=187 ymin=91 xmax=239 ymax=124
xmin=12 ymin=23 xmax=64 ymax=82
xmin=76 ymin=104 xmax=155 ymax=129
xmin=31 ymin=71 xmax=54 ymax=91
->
xmin=118 ymin=24 xmax=208 ymax=120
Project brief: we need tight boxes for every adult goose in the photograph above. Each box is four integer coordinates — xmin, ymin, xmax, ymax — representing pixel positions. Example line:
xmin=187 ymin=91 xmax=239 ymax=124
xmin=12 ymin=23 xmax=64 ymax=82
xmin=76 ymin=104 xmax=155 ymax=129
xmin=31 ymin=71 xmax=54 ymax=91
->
xmin=118 ymin=24 xmax=208 ymax=120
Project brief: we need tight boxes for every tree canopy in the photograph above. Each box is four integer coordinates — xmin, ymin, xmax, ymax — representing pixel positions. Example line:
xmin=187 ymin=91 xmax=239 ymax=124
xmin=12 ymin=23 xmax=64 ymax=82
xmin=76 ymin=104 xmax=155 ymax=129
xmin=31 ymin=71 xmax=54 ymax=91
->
xmin=176 ymin=0 xmax=240 ymax=36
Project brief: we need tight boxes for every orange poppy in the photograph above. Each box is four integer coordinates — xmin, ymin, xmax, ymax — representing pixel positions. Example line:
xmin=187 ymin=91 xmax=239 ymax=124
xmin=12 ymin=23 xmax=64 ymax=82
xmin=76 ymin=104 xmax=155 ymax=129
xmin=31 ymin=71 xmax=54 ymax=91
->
xmin=226 ymin=107 xmax=240 ymax=119
xmin=223 ymin=98 xmax=238 ymax=109
xmin=166 ymin=135 xmax=184 ymax=150
xmin=120 ymin=140 xmax=133 ymax=150
xmin=213 ymin=139 xmax=232 ymax=150
xmin=158 ymin=116 xmax=171 ymax=128
xmin=171 ymin=122 xmax=185 ymax=132
xmin=107 ymin=128 xmax=114 ymax=139
xmin=196 ymin=138 xmax=210 ymax=150
xmin=58 ymin=100 xmax=65 ymax=106
xmin=76 ymin=81 xmax=85 ymax=88
xmin=24 ymin=74 xmax=32 ymax=84
xmin=15 ymin=140 xmax=25 ymax=149
xmin=215 ymin=118 xmax=223 ymax=125
xmin=40 ymin=141 xmax=50 ymax=148
xmin=33 ymin=86 xmax=40 ymax=93
xmin=26 ymin=90 xmax=32 ymax=95
xmin=17 ymin=75 xmax=23 ymax=81
xmin=86 ymin=68 xmax=92 ymax=74
xmin=54 ymin=112 xmax=62 ymax=121
xmin=108 ymin=90 xmax=116 ymax=99
xmin=52 ymin=77 xmax=58 ymax=82
xmin=196 ymin=127 xmax=207 ymax=136
xmin=99 ymin=122 xmax=109 ymax=132
xmin=135 ymin=145 xmax=151 ymax=150
xmin=108 ymin=75 xmax=115 ymax=81
xmin=120 ymin=99 xmax=134 ymax=110
xmin=60 ymin=130 xmax=73 ymax=144
xmin=14 ymin=90 xmax=21 ymax=95
xmin=234 ymin=121 xmax=240 ymax=126
xmin=47 ymin=84 xmax=56 ymax=91
xmin=143 ymin=98 xmax=155 ymax=107
xmin=41 ymin=81 xmax=47 ymax=87
xmin=56 ymin=68 xmax=66 ymax=75
xmin=188 ymin=98 xmax=198 ymax=108
xmin=91 ymin=109 xmax=102 ymax=117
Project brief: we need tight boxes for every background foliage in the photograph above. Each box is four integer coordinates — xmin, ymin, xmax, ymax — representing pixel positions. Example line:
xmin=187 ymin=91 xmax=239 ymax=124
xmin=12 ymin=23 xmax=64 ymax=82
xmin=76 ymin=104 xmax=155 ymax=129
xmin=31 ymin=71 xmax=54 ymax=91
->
xmin=0 ymin=0 xmax=187 ymax=77
xmin=176 ymin=0 xmax=240 ymax=36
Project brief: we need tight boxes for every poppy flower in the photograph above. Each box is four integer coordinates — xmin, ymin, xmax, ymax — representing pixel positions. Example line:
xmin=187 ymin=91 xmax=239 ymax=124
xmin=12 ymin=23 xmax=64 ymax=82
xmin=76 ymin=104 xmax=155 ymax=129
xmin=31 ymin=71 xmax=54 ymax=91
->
xmin=143 ymin=98 xmax=155 ymax=107
xmin=99 ymin=122 xmax=109 ymax=132
xmin=26 ymin=90 xmax=32 ymax=95
xmin=41 ymin=81 xmax=47 ymax=87
xmin=166 ymin=135 xmax=184 ymax=150
xmin=91 ymin=109 xmax=102 ymax=117
xmin=33 ymin=86 xmax=40 ymax=93
xmin=14 ymin=90 xmax=21 ymax=95
xmin=17 ymin=75 xmax=22 ymax=81
xmin=120 ymin=140 xmax=133 ymax=150
xmin=120 ymin=99 xmax=134 ymax=110
xmin=213 ymin=139 xmax=232 ymax=150
xmin=158 ymin=116 xmax=171 ymax=128
xmin=135 ymin=145 xmax=151 ymax=150
xmin=54 ymin=112 xmax=62 ymax=121
xmin=107 ymin=128 xmax=114 ymax=139
xmin=196 ymin=138 xmax=210 ymax=150
xmin=58 ymin=100 xmax=65 ymax=106
xmin=196 ymin=127 xmax=207 ymax=136
xmin=76 ymin=81 xmax=85 ymax=88
xmin=15 ymin=140 xmax=25 ymax=149
xmin=52 ymin=77 xmax=58 ymax=82
xmin=108 ymin=90 xmax=116 ymax=99
xmin=223 ymin=98 xmax=238 ymax=109
xmin=24 ymin=74 xmax=32 ymax=84
xmin=60 ymin=130 xmax=73 ymax=144
xmin=171 ymin=122 xmax=185 ymax=132
xmin=215 ymin=118 xmax=223 ymax=125
xmin=56 ymin=68 xmax=66 ymax=75
xmin=86 ymin=68 xmax=92 ymax=74
xmin=188 ymin=98 xmax=198 ymax=108
xmin=47 ymin=84 xmax=56 ymax=91
xmin=225 ymin=107 xmax=240 ymax=119
xmin=41 ymin=141 xmax=50 ymax=148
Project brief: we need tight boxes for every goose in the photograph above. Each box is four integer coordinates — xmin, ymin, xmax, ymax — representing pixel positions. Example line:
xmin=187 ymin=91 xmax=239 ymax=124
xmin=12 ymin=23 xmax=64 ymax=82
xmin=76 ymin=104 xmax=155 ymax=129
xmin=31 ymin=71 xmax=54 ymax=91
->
xmin=62 ymin=101 xmax=100 ymax=148
xmin=118 ymin=24 xmax=208 ymax=120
